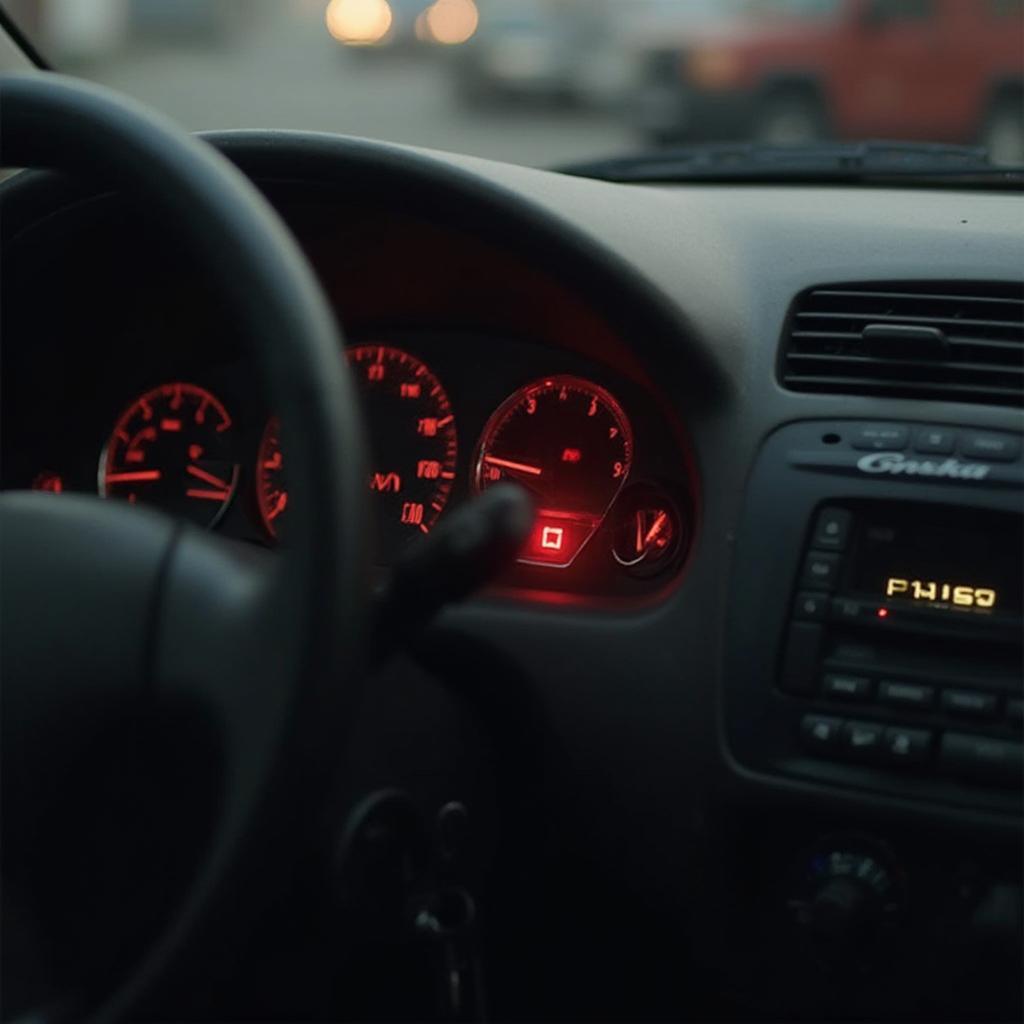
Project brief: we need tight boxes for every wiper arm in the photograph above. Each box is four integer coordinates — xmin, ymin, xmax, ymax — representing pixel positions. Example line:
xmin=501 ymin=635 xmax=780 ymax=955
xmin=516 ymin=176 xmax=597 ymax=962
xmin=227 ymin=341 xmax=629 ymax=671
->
xmin=557 ymin=141 xmax=1024 ymax=185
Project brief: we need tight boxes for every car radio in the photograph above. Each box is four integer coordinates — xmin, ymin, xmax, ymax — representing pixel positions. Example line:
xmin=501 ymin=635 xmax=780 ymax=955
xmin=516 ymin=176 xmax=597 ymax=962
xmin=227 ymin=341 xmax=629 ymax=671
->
xmin=725 ymin=419 xmax=1024 ymax=814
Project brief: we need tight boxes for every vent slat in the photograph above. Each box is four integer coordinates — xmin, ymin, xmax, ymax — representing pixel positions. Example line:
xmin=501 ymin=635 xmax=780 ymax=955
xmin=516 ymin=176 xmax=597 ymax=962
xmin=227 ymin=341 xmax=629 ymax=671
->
xmin=784 ymin=376 xmax=1021 ymax=400
xmin=795 ymin=311 xmax=1024 ymax=332
xmin=786 ymin=353 xmax=1024 ymax=377
xmin=781 ymin=282 xmax=1024 ymax=407
xmin=792 ymin=330 xmax=1024 ymax=355
xmin=809 ymin=289 xmax=1024 ymax=307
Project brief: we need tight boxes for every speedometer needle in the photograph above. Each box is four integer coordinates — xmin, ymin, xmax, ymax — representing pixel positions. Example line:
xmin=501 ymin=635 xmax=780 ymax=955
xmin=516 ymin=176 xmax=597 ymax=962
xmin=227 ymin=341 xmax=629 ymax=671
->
xmin=483 ymin=455 xmax=543 ymax=477
xmin=186 ymin=464 xmax=232 ymax=489
xmin=106 ymin=470 xmax=161 ymax=483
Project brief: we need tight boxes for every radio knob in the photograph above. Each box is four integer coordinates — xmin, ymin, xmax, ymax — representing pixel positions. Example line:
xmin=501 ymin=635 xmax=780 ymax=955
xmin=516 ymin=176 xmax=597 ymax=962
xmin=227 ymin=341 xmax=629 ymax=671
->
xmin=790 ymin=837 xmax=906 ymax=964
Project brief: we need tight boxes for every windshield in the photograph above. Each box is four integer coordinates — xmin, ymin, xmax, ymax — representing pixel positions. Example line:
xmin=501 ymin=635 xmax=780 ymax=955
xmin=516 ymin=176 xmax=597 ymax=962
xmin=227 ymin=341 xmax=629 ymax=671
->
xmin=4 ymin=0 xmax=1023 ymax=168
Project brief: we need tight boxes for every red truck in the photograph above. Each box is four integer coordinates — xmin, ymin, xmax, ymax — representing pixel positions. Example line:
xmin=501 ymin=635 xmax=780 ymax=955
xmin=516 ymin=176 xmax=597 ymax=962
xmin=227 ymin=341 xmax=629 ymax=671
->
xmin=632 ymin=0 xmax=1024 ymax=164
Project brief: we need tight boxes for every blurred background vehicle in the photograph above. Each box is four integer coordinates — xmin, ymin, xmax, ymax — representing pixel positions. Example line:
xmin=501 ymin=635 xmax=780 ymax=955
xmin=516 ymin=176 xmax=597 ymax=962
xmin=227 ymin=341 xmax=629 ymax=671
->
xmin=2 ymin=0 xmax=1021 ymax=164
xmin=629 ymin=0 xmax=1024 ymax=162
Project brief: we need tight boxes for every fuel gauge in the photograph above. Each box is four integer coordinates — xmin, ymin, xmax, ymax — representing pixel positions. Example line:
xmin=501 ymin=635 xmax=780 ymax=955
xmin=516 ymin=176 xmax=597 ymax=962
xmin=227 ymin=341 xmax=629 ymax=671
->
xmin=612 ymin=487 xmax=683 ymax=576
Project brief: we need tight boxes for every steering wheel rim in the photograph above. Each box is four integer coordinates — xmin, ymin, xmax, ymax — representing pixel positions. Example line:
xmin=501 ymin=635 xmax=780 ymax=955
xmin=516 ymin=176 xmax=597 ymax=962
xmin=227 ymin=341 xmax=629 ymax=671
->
xmin=0 ymin=73 xmax=368 ymax=1020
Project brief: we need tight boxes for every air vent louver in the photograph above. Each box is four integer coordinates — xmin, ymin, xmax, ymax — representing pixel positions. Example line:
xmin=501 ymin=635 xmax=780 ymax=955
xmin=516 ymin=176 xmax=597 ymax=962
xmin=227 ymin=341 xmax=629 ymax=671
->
xmin=781 ymin=282 xmax=1024 ymax=407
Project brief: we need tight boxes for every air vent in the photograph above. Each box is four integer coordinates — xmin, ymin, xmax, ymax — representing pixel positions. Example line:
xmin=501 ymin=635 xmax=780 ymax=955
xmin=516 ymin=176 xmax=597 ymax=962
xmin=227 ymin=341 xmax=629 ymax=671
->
xmin=781 ymin=282 xmax=1024 ymax=407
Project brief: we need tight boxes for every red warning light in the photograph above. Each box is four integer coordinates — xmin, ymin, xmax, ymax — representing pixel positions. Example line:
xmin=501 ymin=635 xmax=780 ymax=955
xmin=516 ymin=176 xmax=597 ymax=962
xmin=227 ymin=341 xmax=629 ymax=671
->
xmin=561 ymin=448 xmax=582 ymax=464
xmin=877 ymin=608 xmax=889 ymax=619
xmin=521 ymin=511 xmax=596 ymax=568
xmin=541 ymin=526 xmax=564 ymax=550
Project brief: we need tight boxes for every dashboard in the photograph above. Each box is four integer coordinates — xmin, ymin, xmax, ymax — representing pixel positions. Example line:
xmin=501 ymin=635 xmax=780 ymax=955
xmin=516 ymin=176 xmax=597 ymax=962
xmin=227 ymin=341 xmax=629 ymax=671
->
xmin=1 ymin=189 xmax=694 ymax=601
xmin=1 ymin=132 xmax=1022 ymax=1022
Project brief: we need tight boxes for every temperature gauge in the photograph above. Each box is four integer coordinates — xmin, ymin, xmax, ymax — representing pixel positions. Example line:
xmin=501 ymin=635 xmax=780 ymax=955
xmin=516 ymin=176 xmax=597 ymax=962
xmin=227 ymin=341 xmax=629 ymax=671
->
xmin=611 ymin=487 xmax=682 ymax=576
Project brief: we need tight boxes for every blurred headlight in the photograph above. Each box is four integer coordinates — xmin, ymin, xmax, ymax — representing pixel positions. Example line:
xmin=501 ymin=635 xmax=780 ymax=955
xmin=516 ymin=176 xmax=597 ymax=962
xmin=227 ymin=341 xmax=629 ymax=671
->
xmin=325 ymin=0 xmax=394 ymax=46
xmin=687 ymin=48 xmax=742 ymax=90
xmin=421 ymin=0 xmax=479 ymax=46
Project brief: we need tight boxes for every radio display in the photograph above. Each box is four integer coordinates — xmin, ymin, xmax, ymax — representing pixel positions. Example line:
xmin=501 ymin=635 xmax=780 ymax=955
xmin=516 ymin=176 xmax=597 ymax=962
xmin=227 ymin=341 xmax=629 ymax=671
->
xmin=847 ymin=505 xmax=1022 ymax=615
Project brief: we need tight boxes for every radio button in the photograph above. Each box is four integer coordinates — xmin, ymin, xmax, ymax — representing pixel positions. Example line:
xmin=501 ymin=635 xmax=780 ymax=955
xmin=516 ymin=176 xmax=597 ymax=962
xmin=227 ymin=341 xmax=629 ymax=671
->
xmin=883 ymin=726 xmax=932 ymax=766
xmin=939 ymin=733 xmax=1024 ymax=788
xmin=960 ymin=433 xmax=1021 ymax=462
xmin=794 ymin=591 xmax=829 ymax=621
xmin=913 ymin=427 xmax=956 ymax=455
xmin=841 ymin=720 xmax=885 ymax=759
xmin=800 ymin=714 xmax=844 ymax=751
xmin=941 ymin=689 xmax=999 ymax=719
xmin=851 ymin=424 xmax=909 ymax=451
xmin=812 ymin=507 xmax=852 ymax=550
xmin=822 ymin=673 xmax=872 ymax=701
xmin=878 ymin=680 xmax=935 ymax=710
xmin=801 ymin=552 xmax=841 ymax=590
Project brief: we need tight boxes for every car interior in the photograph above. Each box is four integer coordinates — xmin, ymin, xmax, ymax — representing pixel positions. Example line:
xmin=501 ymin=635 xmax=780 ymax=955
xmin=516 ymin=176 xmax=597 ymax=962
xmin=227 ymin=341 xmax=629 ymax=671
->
xmin=0 ymin=7 xmax=1022 ymax=1023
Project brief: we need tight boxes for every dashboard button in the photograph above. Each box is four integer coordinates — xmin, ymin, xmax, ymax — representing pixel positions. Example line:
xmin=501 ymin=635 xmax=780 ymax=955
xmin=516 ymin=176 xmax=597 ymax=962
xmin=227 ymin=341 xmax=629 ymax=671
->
xmin=959 ymin=433 xmax=1021 ymax=462
xmin=801 ymin=714 xmax=844 ymax=752
xmin=913 ymin=427 xmax=956 ymax=455
xmin=941 ymin=689 xmax=999 ymax=719
xmin=831 ymin=596 xmax=868 ymax=623
xmin=883 ymin=726 xmax=932 ymax=766
xmin=878 ymin=680 xmax=935 ymax=710
xmin=794 ymin=591 xmax=829 ymax=621
xmin=779 ymin=623 xmax=823 ymax=696
xmin=841 ymin=720 xmax=885 ymax=760
xmin=851 ymin=424 xmax=909 ymax=451
xmin=812 ymin=507 xmax=852 ymax=550
xmin=801 ymin=552 xmax=841 ymax=590
xmin=939 ymin=733 xmax=1023 ymax=788
xmin=822 ymin=673 xmax=872 ymax=701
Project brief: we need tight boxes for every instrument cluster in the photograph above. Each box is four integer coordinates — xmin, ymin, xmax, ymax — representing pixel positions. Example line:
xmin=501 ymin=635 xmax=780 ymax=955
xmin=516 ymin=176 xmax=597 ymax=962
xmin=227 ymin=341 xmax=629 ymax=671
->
xmin=15 ymin=334 xmax=695 ymax=600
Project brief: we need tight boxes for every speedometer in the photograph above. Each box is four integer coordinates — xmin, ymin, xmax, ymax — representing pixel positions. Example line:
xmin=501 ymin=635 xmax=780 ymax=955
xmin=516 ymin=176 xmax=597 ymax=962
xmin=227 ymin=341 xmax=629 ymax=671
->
xmin=256 ymin=344 xmax=458 ymax=559
xmin=100 ymin=382 xmax=238 ymax=528
xmin=473 ymin=375 xmax=632 ymax=567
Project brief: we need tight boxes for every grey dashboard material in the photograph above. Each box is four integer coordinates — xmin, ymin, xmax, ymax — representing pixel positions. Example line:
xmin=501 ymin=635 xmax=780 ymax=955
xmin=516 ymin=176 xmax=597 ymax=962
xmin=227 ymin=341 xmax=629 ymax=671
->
xmin=3 ymin=127 xmax=1022 ymax=1020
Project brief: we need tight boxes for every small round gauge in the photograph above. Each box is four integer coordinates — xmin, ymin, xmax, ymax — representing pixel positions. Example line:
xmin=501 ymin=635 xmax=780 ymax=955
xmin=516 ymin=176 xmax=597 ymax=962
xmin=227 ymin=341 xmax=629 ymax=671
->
xmin=474 ymin=375 xmax=632 ymax=567
xmin=256 ymin=416 xmax=286 ymax=538
xmin=611 ymin=487 xmax=681 ymax=575
xmin=255 ymin=345 xmax=458 ymax=557
xmin=100 ymin=382 xmax=238 ymax=528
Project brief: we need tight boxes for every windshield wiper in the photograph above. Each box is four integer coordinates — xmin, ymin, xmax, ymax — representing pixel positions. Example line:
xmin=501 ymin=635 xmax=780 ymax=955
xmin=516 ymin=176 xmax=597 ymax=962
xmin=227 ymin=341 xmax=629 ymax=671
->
xmin=557 ymin=142 xmax=1024 ymax=187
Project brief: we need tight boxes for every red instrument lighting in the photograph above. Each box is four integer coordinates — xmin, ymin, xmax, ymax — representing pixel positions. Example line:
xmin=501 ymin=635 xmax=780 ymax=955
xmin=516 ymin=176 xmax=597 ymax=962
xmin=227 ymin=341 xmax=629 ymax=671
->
xmin=474 ymin=376 xmax=632 ymax=568
xmin=256 ymin=345 xmax=458 ymax=553
xmin=877 ymin=607 xmax=889 ymax=619
xmin=100 ymin=382 xmax=237 ymax=528
xmin=32 ymin=471 xmax=64 ymax=494
xmin=521 ymin=511 xmax=596 ymax=567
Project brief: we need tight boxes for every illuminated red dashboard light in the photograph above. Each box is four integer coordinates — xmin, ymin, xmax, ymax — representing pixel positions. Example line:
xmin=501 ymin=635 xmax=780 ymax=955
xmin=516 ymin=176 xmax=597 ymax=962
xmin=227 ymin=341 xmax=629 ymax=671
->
xmin=520 ymin=510 xmax=597 ymax=568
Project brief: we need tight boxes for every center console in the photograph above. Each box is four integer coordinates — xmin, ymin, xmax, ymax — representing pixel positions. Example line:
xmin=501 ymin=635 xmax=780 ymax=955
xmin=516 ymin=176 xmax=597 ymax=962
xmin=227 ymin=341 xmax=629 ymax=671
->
xmin=725 ymin=419 xmax=1024 ymax=815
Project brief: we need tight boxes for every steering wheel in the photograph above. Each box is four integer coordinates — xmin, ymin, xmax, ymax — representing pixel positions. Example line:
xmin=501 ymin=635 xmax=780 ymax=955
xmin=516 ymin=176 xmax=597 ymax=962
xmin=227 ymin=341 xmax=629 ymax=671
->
xmin=0 ymin=74 xmax=368 ymax=1020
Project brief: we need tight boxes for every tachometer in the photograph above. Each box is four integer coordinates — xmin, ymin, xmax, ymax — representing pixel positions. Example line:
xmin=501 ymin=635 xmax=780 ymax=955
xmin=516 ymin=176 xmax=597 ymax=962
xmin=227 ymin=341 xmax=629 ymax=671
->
xmin=100 ymin=382 xmax=238 ymax=528
xmin=473 ymin=375 xmax=632 ymax=567
xmin=256 ymin=345 xmax=458 ymax=558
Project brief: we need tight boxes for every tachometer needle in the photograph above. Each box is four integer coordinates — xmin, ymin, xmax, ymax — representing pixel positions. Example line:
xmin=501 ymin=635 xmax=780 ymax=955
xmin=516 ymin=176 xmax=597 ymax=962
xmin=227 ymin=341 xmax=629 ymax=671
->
xmin=106 ymin=470 xmax=161 ymax=483
xmin=186 ymin=464 xmax=232 ymax=489
xmin=483 ymin=455 xmax=543 ymax=477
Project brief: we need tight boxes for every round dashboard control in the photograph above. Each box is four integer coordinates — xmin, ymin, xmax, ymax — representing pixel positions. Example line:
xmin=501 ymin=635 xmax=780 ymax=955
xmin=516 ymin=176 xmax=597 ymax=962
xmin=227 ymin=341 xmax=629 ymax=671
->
xmin=611 ymin=486 xmax=682 ymax=575
xmin=473 ymin=375 xmax=632 ymax=567
xmin=256 ymin=345 xmax=458 ymax=558
xmin=99 ymin=382 xmax=238 ymax=528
